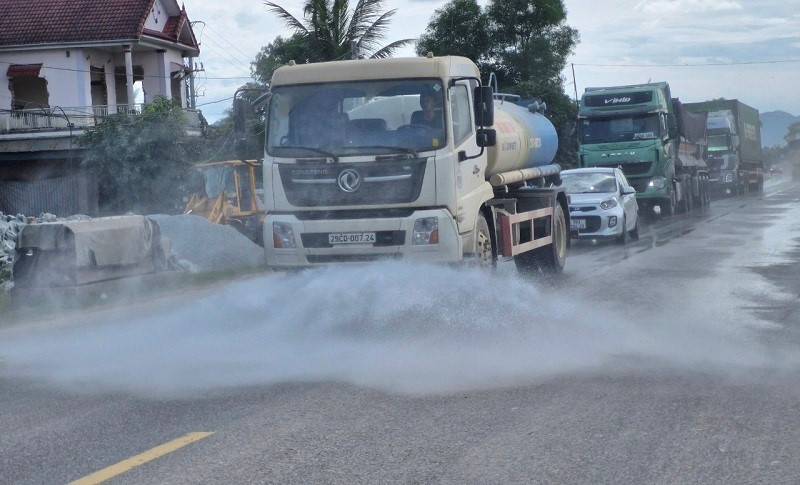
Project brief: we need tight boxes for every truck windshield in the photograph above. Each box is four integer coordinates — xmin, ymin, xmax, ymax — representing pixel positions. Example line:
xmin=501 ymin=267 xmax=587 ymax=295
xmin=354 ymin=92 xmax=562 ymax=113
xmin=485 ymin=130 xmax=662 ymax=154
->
xmin=579 ymin=114 xmax=661 ymax=144
xmin=707 ymin=133 xmax=732 ymax=153
xmin=266 ymin=79 xmax=446 ymax=158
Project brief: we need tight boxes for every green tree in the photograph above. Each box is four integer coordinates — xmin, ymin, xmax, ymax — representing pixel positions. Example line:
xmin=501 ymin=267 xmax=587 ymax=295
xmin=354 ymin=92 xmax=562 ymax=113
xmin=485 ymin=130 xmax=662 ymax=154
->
xmin=416 ymin=0 xmax=579 ymax=167
xmin=263 ymin=0 xmax=414 ymax=62
xmin=80 ymin=97 xmax=203 ymax=215
xmin=251 ymin=34 xmax=308 ymax=84
xmin=785 ymin=121 xmax=800 ymax=145
xmin=415 ymin=0 xmax=490 ymax=65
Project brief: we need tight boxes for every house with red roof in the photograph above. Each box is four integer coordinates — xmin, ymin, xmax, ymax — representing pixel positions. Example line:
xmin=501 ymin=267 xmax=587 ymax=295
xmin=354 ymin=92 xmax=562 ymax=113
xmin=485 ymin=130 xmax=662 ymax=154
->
xmin=0 ymin=0 xmax=201 ymax=215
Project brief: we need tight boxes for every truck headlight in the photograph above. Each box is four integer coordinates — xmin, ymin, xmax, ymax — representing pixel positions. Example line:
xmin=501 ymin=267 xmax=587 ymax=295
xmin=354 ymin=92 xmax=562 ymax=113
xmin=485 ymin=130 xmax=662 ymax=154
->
xmin=272 ymin=222 xmax=296 ymax=248
xmin=412 ymin=217 xmax=439 ymax=245
xmin=648 ymin=177 xmax=666 ymax=190
xmin=600 ymin=197 xmax=617 ymax=210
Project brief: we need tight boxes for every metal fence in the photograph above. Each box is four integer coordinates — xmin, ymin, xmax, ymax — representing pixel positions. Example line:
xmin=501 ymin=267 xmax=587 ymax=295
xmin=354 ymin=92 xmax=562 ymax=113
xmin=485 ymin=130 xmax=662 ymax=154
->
xmin=0 ymin=105 xmax=201 ymax=133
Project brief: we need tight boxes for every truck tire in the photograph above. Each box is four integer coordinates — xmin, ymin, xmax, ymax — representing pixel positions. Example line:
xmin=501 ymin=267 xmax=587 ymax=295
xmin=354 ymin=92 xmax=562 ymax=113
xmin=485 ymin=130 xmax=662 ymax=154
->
xmin=472 ymin=212 xmax=496 ymax=269
xmin=664 ymin=190 xmax=676 ymax=216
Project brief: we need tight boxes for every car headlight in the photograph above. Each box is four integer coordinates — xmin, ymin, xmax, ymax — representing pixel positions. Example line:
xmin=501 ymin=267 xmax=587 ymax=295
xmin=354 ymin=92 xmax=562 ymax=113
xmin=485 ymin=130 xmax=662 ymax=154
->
xmin=272 ymin=222 xmax=296 ymax=248
xmin=724 ymin=172 xmax=733 ymax=183
xmin=608 ymin=216 xmax=618 ymax=228
xmin=412 ymin=217 xmax=439 ymax=245
xmin=648 ymin=177 xmax=666 ymax=190
xmin=600 ymin=197 xmax=618 ymax=210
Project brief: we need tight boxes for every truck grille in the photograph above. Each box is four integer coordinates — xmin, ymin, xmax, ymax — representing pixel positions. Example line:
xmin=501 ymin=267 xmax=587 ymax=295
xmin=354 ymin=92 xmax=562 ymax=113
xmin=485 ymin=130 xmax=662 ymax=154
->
xmin=596 ymin=161 xmax=652 ymax=177
xmin=629 ymin=179 xmax=649 ymax=193
xmin=279 ymin=159 xmax=427 ymax=207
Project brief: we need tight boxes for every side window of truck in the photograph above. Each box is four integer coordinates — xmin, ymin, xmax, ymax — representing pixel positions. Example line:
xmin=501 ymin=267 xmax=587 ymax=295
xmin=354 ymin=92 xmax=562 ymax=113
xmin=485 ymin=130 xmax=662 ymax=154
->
xmin=449 ymin=85 xmax=472 ymax=146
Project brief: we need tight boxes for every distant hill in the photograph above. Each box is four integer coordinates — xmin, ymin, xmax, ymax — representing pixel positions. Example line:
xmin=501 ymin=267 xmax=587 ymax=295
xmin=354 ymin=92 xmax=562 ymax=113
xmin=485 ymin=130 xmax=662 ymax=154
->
xmin=760 ymin=110 xmax=800 ymax=148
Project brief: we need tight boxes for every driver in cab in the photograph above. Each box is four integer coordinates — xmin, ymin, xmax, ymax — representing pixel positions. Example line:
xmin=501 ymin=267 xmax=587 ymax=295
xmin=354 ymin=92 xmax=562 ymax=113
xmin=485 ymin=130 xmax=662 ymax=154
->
xmin=411 ymin=90 xmax=443 ymax=130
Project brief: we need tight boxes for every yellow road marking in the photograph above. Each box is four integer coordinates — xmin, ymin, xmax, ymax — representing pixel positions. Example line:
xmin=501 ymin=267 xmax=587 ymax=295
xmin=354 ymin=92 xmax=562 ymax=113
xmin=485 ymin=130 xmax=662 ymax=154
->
xmin=68 ymin=431 xmax=213 ymax=485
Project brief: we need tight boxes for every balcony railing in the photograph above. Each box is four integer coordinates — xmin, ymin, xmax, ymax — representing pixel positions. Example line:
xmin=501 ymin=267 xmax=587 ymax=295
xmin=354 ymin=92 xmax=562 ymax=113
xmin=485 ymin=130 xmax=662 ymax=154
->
xmin=0 ymin=105 xmax=202 ymax=134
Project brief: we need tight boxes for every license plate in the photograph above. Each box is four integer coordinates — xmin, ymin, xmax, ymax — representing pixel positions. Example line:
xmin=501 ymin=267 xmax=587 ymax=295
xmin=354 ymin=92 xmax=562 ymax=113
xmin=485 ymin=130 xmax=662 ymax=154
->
xmin=570 ymin=219 xmax=587 ymax=230
xmin=328 ymin=232 xmax=376 ymax=244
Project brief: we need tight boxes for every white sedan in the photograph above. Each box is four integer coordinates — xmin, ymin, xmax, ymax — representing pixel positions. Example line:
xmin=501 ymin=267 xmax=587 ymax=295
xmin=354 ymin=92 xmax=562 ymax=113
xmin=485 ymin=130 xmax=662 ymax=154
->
xmin=560 ymin=167 xmax=640 ymax=243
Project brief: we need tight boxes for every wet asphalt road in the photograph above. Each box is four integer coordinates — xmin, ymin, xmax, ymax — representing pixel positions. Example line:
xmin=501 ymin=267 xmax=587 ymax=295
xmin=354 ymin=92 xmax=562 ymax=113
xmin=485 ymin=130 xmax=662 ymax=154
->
xmin=2 ymin=174 xmax=800 ymax=484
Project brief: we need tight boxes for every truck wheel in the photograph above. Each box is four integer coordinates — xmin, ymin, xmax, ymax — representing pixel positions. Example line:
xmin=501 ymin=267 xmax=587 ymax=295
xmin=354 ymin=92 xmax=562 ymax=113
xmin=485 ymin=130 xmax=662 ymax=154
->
xmin=472 ymin=212 xmax=496 ymax=269
xmin=664 ymin=191 xmax=676 ymax=216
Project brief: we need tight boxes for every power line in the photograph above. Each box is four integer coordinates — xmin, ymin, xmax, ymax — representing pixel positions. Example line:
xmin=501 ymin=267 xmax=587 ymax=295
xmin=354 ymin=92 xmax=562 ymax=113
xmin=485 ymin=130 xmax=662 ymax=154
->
xmin=573 ymin=59 xmax=800 ymax=67
xmin=0 ymin=60 xmax=252 ymax=81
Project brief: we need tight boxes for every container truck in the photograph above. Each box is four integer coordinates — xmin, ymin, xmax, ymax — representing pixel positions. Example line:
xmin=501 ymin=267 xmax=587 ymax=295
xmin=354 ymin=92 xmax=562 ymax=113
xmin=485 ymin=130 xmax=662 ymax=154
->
xmin=577 ymin=82 xmax=710 ymax=216
xmin=234 ymin=55 xmax=569 ymax=273
xmin=683 ymin=99 xmax=763 ymax=195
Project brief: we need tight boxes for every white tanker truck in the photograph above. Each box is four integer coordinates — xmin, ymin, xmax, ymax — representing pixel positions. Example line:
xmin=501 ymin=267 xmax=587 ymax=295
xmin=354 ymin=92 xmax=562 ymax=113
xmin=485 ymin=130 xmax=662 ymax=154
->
xmin=240 ymin=55 xmax=569 ymax=274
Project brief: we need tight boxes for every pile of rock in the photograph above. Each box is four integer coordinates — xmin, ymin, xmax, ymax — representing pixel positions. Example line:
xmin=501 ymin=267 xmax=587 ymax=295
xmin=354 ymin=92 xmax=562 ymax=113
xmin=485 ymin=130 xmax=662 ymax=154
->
xmin=0 ymin=213 xmax=27 ymax=292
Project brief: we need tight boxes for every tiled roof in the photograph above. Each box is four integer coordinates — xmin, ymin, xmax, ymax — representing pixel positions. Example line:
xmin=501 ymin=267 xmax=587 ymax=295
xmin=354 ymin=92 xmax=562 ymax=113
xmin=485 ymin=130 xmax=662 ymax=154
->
xmin=0 ymin=0 xmax=197 ymax=49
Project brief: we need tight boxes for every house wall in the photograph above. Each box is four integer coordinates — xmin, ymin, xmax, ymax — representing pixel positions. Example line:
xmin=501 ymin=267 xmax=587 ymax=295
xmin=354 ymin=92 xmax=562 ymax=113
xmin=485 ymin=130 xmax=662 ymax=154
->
xmin=0 ymin=49 xmax=91 ymax=111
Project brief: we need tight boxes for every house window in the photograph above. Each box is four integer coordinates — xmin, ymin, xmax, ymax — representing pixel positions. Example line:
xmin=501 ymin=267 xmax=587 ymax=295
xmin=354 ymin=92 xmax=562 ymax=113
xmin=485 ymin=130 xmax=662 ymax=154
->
xmin=7 ymin=64 xmax=49 ymax=110
xmin=114 ymin=66 xmax=145 ymax=107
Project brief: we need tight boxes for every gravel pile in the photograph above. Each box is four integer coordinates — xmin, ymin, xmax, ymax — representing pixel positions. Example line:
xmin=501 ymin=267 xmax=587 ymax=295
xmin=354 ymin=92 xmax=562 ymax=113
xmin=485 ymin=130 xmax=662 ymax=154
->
xmin=147 ymin=214 xmax=265 ymax=272
xmin=0 ymin=213 xmax=27 ymax=292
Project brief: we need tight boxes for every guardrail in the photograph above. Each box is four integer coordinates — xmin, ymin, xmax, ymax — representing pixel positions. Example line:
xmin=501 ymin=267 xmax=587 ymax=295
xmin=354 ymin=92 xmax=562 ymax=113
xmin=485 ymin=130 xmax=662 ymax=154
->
xmin=0 ymin=105 xmax=202 ymax=133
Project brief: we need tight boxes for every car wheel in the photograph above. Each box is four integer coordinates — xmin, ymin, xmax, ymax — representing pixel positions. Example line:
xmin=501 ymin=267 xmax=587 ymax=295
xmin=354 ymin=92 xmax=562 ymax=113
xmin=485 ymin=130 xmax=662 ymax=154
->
xmin=615 ymin=215 xmax=628 ymax=244
xmin=629 ymin=216 xmax=640 ymax=240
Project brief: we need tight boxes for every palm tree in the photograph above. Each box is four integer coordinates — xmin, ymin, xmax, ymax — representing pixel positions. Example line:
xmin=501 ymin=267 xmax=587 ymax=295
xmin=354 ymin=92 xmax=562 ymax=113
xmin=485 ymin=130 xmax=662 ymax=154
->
xmin=264 ymin=0 xmax=414 ymax=61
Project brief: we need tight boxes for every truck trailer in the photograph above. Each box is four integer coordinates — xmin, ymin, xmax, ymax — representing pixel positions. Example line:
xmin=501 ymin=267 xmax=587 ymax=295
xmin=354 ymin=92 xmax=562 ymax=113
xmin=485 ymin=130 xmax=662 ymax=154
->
xmin=684 ymin=99 xmax=763 ymax=195
xmin=577 ymin=82 xmax=710 ymax=216
xmin=236 ymin=55 xmax=569 ymax=273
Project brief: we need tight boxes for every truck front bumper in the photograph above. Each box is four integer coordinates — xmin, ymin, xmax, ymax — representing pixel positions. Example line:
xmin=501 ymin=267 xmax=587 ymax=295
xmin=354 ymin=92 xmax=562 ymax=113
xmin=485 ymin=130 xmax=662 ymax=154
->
xmin=264 ymin=208 xmax=462 ymax=267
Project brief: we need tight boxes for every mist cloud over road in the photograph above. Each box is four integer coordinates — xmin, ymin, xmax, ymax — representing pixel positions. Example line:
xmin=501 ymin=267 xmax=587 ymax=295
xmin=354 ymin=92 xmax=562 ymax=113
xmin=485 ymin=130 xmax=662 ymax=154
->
xmin=0 ymin=262 xmax=789 ymax=398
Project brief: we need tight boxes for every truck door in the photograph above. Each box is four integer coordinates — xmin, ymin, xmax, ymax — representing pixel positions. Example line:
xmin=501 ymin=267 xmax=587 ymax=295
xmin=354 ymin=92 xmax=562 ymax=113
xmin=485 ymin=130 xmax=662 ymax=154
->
xmin=450 ymin=81 xmax=483 ymax=220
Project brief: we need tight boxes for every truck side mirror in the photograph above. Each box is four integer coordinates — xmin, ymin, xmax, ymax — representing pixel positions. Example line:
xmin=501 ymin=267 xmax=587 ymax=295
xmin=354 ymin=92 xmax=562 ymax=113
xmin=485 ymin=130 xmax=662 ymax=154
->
xmin=474 ymin=86 xmax=494 ymax=127
xmin=234 ymin=137 xmax=247 ymax=161
xmin=476 ymin=128 xmax=496 ymax=148
xmin=233 ymin=98 xmax=247 ymax=135
xmin=666 ymin=114 xmax=678 ymax=138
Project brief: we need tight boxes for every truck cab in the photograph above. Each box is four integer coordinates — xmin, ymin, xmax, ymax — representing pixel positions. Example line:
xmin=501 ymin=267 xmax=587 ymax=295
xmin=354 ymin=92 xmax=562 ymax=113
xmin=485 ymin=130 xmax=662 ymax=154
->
xmin=577 ymin=82 xmax=679 ymax=215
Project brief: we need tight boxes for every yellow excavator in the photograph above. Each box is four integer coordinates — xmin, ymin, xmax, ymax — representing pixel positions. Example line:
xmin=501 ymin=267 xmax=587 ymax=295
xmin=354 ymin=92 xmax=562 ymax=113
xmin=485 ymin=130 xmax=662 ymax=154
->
xmin=184 ymin=159 xmax=266 ymax=245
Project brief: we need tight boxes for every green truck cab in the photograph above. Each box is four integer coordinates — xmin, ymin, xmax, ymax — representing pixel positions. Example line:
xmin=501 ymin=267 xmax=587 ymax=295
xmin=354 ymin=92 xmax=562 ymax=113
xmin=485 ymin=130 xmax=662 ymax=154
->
xmin=577 ymin=82 xmax=708 ymax=216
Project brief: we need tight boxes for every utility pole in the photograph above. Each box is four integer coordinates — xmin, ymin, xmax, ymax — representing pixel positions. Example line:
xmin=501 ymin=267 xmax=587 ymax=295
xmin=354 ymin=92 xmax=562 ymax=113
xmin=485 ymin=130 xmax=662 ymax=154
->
xmin=188 ymin=57 xmax=196 ymax=109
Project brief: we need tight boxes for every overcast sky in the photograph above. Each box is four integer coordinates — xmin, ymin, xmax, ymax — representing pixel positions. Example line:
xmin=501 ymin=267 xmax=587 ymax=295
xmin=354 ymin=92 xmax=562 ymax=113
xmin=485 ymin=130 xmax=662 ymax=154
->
xmin=181 ymin=0 xmax=800 ymax=123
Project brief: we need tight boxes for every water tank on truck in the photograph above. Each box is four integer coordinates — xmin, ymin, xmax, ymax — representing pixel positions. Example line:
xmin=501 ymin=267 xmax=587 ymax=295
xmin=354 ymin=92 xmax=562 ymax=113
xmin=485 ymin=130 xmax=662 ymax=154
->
xmin=485 ymin=100 xmax=560 ymax=185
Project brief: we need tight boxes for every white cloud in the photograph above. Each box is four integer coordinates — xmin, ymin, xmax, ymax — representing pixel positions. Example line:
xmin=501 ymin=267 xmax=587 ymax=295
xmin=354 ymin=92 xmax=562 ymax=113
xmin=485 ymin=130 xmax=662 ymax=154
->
xmin=179 ymin=0 xmax=800 ymax=122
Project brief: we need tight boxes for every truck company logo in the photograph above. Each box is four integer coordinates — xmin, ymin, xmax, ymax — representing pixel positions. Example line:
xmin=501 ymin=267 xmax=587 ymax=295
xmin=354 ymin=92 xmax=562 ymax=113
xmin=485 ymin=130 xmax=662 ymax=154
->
xmin=337 ymin=169 xmax=362 ymax=192
xmin=743 ymin=123 xmax=758 ymax=141
xmin=291 ymin=168 xmax=329 ymax=176
xmin=605 ymin=97 xmax=632 ymax=105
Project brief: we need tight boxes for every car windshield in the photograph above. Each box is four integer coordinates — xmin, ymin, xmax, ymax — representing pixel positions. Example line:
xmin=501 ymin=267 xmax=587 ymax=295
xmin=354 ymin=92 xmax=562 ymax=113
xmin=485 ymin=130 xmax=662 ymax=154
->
xmin=579 ymin=114 xmax=661 ymax=144
xmin=266 ymin=79 xmax=446 ymax=157
xmin=560 ymin=172 xmax=617 ymax=193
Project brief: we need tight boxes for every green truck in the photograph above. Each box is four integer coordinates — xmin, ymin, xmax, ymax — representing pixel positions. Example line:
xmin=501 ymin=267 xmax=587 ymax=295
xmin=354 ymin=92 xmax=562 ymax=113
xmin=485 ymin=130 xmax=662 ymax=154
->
xmin=577 ymin=82 xmax=710 ymax=216
xmin=684 ymin=99 xmax=763 ymax=195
